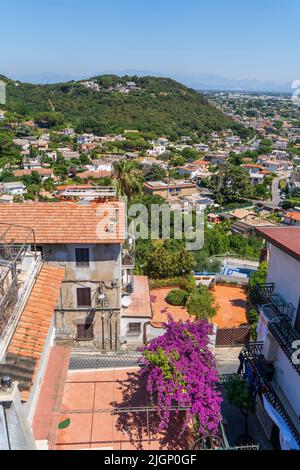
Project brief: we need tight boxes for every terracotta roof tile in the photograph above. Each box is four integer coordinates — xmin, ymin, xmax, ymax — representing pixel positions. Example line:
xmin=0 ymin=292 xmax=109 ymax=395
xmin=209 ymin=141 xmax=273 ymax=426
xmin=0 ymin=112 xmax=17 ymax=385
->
xmin=13 ymin=168 xmax=53 ymax=177
xmin=0 ymin=201 xmax=125 ymax=244
xmin=7 ymin=264 xmax=65 ymax=399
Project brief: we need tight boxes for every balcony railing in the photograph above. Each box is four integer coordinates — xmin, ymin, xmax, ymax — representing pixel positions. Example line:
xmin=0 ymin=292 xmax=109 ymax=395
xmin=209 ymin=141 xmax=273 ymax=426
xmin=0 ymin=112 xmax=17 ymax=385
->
xmin=122 ymin=251 xmax=135 ymax=268
xmin=250 ymin=283 xmax=300 ymax=376
xmin=240 ymin=343 xmax=300 ymax=447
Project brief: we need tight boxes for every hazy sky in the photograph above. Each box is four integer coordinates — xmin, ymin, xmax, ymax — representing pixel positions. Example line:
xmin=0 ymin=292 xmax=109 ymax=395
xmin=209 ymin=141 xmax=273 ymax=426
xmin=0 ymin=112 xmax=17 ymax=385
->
xmin=1 ymin=0 xmax=300 ymax=82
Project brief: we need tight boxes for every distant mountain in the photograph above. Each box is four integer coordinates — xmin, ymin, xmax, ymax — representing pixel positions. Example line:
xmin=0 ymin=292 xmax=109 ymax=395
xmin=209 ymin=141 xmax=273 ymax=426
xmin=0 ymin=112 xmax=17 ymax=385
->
xmin=9 ymin=71 xmax=292 ymax=93
xmin=184 ymin=74 xmax=292 ymax=93
xmin=94 ymin=71 xmax=293 ymax=93
xmin=10 ymin=72 xmax=86 ymax=84
xmin=1 ymin=74 xmax=249 ymax=138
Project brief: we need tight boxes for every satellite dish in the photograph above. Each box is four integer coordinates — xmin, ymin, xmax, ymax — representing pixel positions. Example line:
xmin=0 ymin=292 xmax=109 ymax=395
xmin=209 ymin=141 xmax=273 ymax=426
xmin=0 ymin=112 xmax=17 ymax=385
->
xmin=121 ymin=296 xmax=132 ymax=308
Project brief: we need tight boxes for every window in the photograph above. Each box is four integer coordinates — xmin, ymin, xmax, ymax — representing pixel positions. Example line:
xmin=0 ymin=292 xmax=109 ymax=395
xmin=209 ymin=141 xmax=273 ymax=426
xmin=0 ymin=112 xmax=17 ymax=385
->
xmin=77 ymin=323 xmax=94 ymax=341
xmin=127 ymin=323 xmax=142 ymax=336
xmin=75 ymin=248 xmax=90 ymax=267
xmin=77 ymin=288 xmax=92 ymax=307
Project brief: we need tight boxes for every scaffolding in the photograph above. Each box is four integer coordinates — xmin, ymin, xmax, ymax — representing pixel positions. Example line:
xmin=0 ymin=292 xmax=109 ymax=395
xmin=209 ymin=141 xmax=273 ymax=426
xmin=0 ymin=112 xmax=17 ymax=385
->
xmin=0 ymin=223 xmax=37 ymax=339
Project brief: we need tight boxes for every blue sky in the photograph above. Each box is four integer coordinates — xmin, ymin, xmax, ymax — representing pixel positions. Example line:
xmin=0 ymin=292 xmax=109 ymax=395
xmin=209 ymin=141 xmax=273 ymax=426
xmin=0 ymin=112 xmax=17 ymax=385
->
xmin=1 ymin=0 xmax=300 ymax=82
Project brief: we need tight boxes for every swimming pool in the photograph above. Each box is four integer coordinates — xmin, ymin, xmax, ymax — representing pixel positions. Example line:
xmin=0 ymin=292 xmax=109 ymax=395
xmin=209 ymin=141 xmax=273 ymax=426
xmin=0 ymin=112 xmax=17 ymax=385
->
xmin=220 ymin=266 xmax=256 ymax=278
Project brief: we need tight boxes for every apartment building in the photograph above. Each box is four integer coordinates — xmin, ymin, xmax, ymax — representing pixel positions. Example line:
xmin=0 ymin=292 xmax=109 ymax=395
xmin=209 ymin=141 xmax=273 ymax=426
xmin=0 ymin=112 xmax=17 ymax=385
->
xmin=0 ymin=201 xmax=137 ymax=353
xmin=143 ymin=179 xmax=196 ymax=199
xmin=241 ymin=227 xmax=300 ymax=450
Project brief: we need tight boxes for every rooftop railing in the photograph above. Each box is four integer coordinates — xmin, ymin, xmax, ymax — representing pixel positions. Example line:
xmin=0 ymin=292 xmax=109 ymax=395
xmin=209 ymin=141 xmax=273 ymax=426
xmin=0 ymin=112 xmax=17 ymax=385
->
xmin=251 ymin=283 xmax=300 ymax=375
xmin=240 ymin=343 xmax=300 ymax=447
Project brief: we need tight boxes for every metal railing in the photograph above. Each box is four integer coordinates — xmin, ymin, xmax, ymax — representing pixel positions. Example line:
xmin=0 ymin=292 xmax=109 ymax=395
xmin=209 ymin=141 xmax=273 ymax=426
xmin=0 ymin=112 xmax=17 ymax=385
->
xmin=69 ymin=352 xmax=143 ymax=370
xmin=240 ymin=343 xmax=300 ymax=446
xmin=58 ymin=186 xmax=117 ymax=198
xmin=251 ymin=283 xmax=300 ymax=375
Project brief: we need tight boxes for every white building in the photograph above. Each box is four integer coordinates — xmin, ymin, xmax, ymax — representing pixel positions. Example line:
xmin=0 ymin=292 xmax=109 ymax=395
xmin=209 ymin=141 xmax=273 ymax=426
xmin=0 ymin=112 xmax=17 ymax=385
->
xmin=0 ymin=182 xmax=26 ymax=196
xmin=242 ymin=227 xmax=300 ymax=450
xmin=77 ymin=134 xmax=94 ymax=145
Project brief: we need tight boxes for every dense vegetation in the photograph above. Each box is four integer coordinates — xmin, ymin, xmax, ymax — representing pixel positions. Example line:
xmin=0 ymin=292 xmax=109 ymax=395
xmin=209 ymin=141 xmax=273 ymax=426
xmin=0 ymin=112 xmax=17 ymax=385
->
xmin=3 ymin=74 xmax=249 ymax=139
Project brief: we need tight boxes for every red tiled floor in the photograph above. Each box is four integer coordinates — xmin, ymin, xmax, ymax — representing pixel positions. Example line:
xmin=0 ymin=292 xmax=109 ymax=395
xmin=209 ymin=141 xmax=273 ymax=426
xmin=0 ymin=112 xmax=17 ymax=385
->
xmin=61 ymin=383 xmax=95 ymax=412
xmin=56 ymin=413 xmax=93 ymax=445
xmin=32 ymin=346 xmax=71 ymax=443
xmin=54 ymin=367 xmax=190 ymax=450
xmin=94 ymin=382 xmax=114 ymax=409
xmin=91 ymin=412 xmax=115 ymax=443
xmin=55 ymin=444 xmax=92 ymax=451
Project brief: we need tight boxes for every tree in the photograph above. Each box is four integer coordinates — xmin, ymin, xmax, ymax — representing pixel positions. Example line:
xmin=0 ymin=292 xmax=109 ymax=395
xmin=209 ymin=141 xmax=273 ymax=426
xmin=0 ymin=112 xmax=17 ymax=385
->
xmin=224 ymin=375 xmax=254 ymax=443
xmin=146 ymin=247 xmax=175 ymax=279
xmin=144 ymin=164 xmax=166 ymax=182
xmin=249 ymin=261 xmax=268 ymax=298
xmin=113 ymin=160 xmax=142 ymax=200
xmin=140 ymin=318 xmax=222 ymax=436
xmin=187 ymin=286 xmax=219 ymax=320
xmin=209 ymin=163 xmax=251 ymax=204
xmin=146 ymin=247 xmax=195 ymax=279
xmin=24 ymin=184 xmax=41 ymax=201
xmin=43 ymin=178 xmax=55 ymax=192
xmin=34 ymin=112 xmax=64 ymax=129
xmin=228 ymin=151 xmax=243 ymax=166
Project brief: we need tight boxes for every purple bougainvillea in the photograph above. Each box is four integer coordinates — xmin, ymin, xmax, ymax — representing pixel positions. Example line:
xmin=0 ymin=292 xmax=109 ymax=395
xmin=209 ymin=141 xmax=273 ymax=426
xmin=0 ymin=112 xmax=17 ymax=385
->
xmin=140 ymin=317 xmax=222 ymax=436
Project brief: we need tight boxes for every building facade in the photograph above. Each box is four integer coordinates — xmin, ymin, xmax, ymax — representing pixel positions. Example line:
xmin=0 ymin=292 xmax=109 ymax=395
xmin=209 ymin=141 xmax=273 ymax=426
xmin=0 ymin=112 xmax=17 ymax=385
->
xmin=242 ymin=227 xmax=300 ymax=450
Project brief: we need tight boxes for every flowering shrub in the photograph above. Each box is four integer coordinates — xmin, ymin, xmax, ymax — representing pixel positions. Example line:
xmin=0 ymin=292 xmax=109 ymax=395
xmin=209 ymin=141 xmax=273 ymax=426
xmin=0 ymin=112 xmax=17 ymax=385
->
xmin=140 ymin=318 xmax=222 ymax=436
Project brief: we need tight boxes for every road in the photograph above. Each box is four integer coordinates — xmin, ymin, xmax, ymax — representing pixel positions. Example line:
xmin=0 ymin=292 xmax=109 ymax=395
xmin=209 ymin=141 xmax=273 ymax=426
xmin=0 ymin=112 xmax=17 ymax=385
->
xmin=271 ymin=177 xmax=281 ymax=206
xmin=251 ymin=177 xmax=281 ymax=209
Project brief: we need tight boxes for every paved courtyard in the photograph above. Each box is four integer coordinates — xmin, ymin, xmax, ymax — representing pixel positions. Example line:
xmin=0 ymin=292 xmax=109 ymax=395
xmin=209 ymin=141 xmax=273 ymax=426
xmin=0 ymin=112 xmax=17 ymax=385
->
xmin=150 ymin=285 xmax=248 ymax=329
xmin=212 ymin=285 xmax=248 ymax=328
xmin=53 ymin=368 xmax=190 ymax=450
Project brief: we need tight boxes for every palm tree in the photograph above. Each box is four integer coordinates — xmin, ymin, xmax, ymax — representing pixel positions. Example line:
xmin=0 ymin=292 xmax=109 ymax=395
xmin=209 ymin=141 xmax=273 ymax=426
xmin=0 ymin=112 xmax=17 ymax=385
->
xmin=113 ymin=160 xmax=142 ymax=200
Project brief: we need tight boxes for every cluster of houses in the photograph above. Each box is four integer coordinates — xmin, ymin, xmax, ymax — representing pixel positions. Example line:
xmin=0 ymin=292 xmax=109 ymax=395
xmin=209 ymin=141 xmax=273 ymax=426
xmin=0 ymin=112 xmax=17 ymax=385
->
xmin=0 ymin=195 xmax=299 ymax=449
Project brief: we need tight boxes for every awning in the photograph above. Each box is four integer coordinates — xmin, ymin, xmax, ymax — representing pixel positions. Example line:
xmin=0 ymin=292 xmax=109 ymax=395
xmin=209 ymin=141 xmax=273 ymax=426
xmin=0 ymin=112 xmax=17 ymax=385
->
xmin=263 ymin=395 xmax=300 ymax=450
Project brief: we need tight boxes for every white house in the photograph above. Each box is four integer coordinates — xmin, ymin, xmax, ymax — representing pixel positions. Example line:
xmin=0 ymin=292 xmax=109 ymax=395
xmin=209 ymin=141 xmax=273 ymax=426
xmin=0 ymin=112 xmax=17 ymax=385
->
xmin=242 ymin=227 xmax=300 ymax=450
xmin=120 ymin=276 xmax=152 ymax=350
xmin=0 ymin=181 xmax=26 ymax=196
xmin=77 ymin=134 xmax=94 ymax=145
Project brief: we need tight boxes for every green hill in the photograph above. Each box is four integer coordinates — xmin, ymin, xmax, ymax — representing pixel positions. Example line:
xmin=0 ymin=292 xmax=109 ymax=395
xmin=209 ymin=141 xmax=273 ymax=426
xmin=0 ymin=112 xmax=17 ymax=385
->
xmin=2 ymin=74 xmax=249 ymax=138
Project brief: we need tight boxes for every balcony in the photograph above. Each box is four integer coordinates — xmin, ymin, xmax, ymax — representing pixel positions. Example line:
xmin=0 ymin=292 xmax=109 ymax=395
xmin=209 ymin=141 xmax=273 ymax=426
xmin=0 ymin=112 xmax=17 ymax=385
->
xmin=122 ymin=251 xmax=135 ymax=268
xmin=250 ymin=283 xmax=300 ymax=376
xmin=240 ymin=343 xmax=300 ymax=447
xmin=122 ymin=233 xmax=135 ymax=269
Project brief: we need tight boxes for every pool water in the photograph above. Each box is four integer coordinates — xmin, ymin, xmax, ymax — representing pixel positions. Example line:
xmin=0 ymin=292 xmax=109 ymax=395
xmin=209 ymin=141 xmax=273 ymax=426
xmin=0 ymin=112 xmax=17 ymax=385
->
xmin=220 ymin=266 xmax=256 ymax=278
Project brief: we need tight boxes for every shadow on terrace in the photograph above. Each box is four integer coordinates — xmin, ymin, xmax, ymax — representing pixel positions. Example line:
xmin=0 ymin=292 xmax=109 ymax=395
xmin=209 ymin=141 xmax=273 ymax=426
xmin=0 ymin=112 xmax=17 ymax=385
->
xmin=112 ymin=369 xmax=191 ymax=450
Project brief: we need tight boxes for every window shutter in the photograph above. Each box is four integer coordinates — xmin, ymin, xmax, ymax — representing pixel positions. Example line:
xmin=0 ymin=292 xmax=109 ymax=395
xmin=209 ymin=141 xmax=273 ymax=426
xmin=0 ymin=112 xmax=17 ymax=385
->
xmin=77 ymin=323 xmax=94 ymax=341
xmin=77 ymin=288 xmax=92 ymax=307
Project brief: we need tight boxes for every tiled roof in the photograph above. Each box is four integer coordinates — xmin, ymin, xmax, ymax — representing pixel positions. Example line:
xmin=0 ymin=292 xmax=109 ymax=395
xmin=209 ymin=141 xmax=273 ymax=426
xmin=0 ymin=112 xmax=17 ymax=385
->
xmin=8 ymin=264 xmax=65 ymax=400
xmin=122 ymin=276 xmax=152 ymax=318
xmin=191 ymin=160 xmax=210 ymax=166
xmin=286 ymin=212 xmax=300 ymax=222
xmin=56 ymin=184 xmax=94 ymax=192
xmin=78 ymin=170 xmax=112 ymax=180
xmin=0 ymin=201 xmax=126 ymax=244
xmin=256 ymin=227 xmax=300 ymax=261
xmin=8 ymin=265 xmax=64 ymax=361
xmin=13 ymin=168 xmax=53 ymax=177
